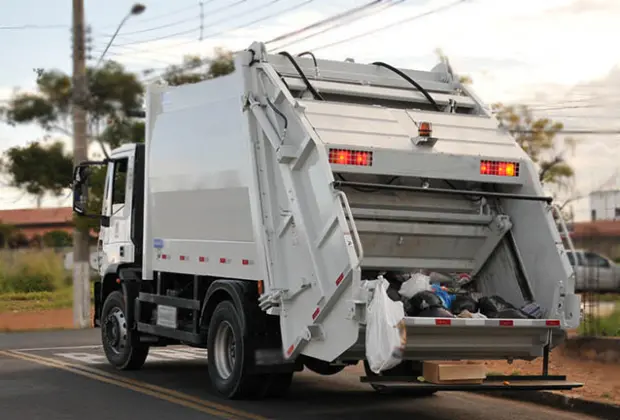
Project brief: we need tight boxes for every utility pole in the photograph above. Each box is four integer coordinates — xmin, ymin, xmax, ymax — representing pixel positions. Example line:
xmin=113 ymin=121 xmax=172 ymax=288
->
xmin=72 ymin=0 xmax=91 ymax=329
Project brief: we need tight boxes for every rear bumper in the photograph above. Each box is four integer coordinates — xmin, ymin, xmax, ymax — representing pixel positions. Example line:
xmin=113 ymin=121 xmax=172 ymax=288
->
xmin=360 ymin=374 xmax=582 ymax=392
xmin=343 ymin=316 xmax=566 ymax=361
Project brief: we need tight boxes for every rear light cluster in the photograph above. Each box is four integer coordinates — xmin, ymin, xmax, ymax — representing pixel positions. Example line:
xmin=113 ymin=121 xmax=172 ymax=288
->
xmin=328 ymin=148 xmax=373 ymax=166
xmin=480 ymin=160 xmax=519 ymax=177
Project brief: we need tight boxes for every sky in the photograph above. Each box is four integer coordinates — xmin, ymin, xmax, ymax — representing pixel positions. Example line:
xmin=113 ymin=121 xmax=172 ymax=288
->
xmin=0 ymin=0 xmax=619 ymax=221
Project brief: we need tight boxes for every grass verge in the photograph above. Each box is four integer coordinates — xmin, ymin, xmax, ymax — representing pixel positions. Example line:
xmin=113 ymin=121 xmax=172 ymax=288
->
xmin=579 ymin=302 xmax=620 ymax=337
xmin=0 ymin=287 xmax=74 ymax=313
xmin=0 ymin=284 xmax=95 ymax=313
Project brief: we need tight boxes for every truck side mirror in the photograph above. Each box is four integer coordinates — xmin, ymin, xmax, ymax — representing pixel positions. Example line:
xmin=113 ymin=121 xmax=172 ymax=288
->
xmin=72 ymin=165 xmax=90 ymax=216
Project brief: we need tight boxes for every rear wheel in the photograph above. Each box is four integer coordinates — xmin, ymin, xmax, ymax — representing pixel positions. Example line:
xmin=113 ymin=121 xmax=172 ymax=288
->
xmin=101 ymin=290 xmax=149 ymax=370
xmin=207 ymin=300 xmax=264 ymax=399
xmin=363 ymin=360 xmax=437 ymax=397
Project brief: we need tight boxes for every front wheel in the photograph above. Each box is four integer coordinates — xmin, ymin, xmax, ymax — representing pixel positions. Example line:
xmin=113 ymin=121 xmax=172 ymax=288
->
xmin=101 ymin=290 xmax=149 ymax=370
xmin=207 ymin=300 xmax=264 ymax=399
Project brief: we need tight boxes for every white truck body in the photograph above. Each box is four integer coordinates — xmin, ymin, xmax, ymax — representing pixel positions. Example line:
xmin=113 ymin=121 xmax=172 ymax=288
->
xmin=135 ymin=42 xmax=578 ymax=360
xmin=81 ymin=41 xmax=582 ymax=398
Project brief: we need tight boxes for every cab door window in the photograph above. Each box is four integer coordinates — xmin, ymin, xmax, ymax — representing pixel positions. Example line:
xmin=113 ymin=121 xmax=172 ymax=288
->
xmin=111 ymin=158 xmax=128 ymax=214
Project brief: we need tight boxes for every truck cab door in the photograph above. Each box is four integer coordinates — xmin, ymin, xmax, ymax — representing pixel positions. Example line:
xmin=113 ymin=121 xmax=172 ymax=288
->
xmin=99 ymin=154 xmax=135 ymax=275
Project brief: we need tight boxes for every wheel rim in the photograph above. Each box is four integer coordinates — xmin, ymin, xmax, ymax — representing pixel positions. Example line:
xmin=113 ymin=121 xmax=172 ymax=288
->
xmin=214 ymin=321 xmax=236 ymax=380
xmin=103 ymin=307 xmax=127 ymax=355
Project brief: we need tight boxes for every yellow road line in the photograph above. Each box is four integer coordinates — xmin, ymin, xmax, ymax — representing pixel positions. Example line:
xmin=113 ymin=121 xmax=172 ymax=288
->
xmin=1 ymin=350 xmax=269 ymax=420
xmin=13 ymin=349 xmax=268 ymax=420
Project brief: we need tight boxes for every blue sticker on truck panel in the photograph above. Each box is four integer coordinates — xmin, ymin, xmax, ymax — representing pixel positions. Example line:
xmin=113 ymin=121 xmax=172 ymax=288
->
xmin=153 ymin=238 xmax=164 ymax=249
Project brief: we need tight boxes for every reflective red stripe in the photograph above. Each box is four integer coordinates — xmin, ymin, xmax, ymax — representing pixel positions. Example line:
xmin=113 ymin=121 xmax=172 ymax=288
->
xmin=287 ymin=345 xmax=295 ymax=355
xmin=199 ymin=256 xmax=206 ymax=263
xmin=162 ymin=254 xmax=168 ymax=260
xmin=499 ymin=320 xmax=514 ymax=327
xmin=219 ymin=258 xmax=227 ymax=264
xmin=242 ymin=259 xmax=249 ymax=265
xmin=312 ymin=308 xmax=320 ymax=320
xmin=546 ymin=320 xmax=561 ymax=326
xmin=335 ymin=273 xmax=344 ymax=286
xmin=180 ymin=255 xmax=186 ymax=261
xmin=435 ymin=318 xmax=451 ymax=325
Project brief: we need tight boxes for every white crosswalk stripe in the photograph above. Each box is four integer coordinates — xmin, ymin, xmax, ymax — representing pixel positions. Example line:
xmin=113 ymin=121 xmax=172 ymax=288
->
xmin=52 ymin=347 xmax=207 ymax=365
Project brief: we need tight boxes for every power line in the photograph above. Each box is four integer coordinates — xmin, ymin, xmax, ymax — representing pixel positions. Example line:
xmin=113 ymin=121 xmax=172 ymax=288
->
xmin=102 ymin=15 xmax=198 ymax=37
xmin=99 ymin=1 xmax=227 ymax=38
xmin=0 ymin=24 xmax=67 ymax=30
xmin=112 ymin=0 xmax=250 ymax=48
xmin=265 ymin=0 xmax=385 ymax=46
xmin=112 ymin=0 xmax=318 ymax=73
xmin=98 ymin=3 xmax=202 ymax=30
xmin=114 ymin=27 xmax=200 ymax=47
xmin=198 ymin=0 xmax=316 ymax=43
xmin=272 ymin=0 xmax=408 ymax=52
xmin=104 ymin=37 xmax=201 ymax=56
xmin=302 ymin=0 xmax=470 ymax=52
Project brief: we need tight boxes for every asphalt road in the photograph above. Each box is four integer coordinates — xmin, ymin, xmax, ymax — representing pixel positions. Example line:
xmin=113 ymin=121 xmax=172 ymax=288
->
xmin=0 ymin=329 xmax=598 ymax=420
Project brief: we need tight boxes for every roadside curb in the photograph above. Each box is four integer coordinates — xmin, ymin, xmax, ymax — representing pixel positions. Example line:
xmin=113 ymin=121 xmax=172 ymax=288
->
xmin=479 ymin=390 xmax=620 ymax=420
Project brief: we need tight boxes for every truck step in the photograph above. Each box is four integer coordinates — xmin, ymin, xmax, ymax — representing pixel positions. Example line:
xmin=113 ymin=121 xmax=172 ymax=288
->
xmin=360 ymin=375 xmax=583 ymax=391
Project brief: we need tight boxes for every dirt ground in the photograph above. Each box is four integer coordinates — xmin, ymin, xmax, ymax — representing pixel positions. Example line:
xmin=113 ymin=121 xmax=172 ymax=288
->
xmin=0 ymin=307 xmax=92 ymax=332
xmin=483 ymin=348 xmax=620 ymax=406
xmin=2 ymin=308 xmax=619 ymax=406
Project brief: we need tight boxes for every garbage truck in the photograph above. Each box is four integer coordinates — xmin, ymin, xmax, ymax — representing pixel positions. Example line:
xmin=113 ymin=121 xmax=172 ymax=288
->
xmin=71 ymin=41 xmax=583 ymax=399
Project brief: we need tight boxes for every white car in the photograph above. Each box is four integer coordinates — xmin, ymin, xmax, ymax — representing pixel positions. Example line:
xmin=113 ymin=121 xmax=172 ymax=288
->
xmin=566 ymin=249 xmax=620 ymax=292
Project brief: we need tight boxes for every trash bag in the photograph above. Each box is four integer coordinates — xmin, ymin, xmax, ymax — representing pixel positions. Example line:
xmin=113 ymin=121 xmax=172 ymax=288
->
xmin=406 ymin=291 xmax=444 ymax=316
xmin=417 ymin=306 xmax=455 ymax=318
xmin=488 ymin=308 xmax=530 ymax=319
xmin=520 ymin=301 xmax=544 ymax=319
xmin=478 ymin=295 xmax=516 ymax=316
xmin=386 ymin=282 xmax=403 ymax=302
xmin=399 ymin=272 xmax=432 ymax=299
xmin=431 ymin=284 xmax=456 ymax=308
xmin=453 ymin=272 xmax=474 ymax=288
xmin=366 ymin=278 xmax=407 ymax=374
xmin=451 ymin=295 xmax=479 ymax=314
xmin=457 ymin=309 xmax=487 ymax=319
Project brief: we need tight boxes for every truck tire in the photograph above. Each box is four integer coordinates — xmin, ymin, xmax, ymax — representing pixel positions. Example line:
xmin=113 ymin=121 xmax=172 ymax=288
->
xmin=101 ymin=291 xmax=149 ymax=370
xmin=363 ymin=360 xmax=437 ymax=397
xmin=207 ymin=300 xmax=263 ymax=399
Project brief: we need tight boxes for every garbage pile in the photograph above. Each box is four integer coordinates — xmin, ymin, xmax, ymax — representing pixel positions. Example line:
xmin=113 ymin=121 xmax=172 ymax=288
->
xmin=385 ymin=272 xmax=543 ymax=320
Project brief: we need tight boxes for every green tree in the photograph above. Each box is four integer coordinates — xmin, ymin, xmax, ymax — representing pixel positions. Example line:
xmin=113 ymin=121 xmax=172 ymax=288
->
xmin=1 ymin=140 xmax=73 ymax=207
xmin=8 ymin=230 xmax=29 ymax=249
xmin=0 ymin=222 xmax=15 ymax=248
xmin=491 ymin=103 xmax=575 ymax=190
xmin=153 ymin=48 xmax=235 ymax=87
xmin=42 ymin=230 xmax=73 ymax=248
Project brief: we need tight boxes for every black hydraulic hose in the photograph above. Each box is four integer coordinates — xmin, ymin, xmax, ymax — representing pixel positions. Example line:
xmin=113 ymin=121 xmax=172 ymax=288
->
xmin=278 ymin=51 xmax=324 ymax=101
xmin=371 ymin=61 xmax=441 ymax=111
xmin=297 ymin=51 xmax=318 ymax=68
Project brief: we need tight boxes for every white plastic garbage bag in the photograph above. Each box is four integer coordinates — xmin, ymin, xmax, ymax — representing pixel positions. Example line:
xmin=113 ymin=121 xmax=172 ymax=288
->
xmin=366 ymin=277 xmax=407 ymax=374
xmin=398 ymin=271 xmax=432 ymax=299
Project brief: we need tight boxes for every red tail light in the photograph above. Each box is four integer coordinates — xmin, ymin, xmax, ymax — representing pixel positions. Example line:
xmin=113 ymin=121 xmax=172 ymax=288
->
xmin=480 ymin=160 xmax=519 ymax=177
xmin=329 ymin=148 xmax=373 ymax=166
